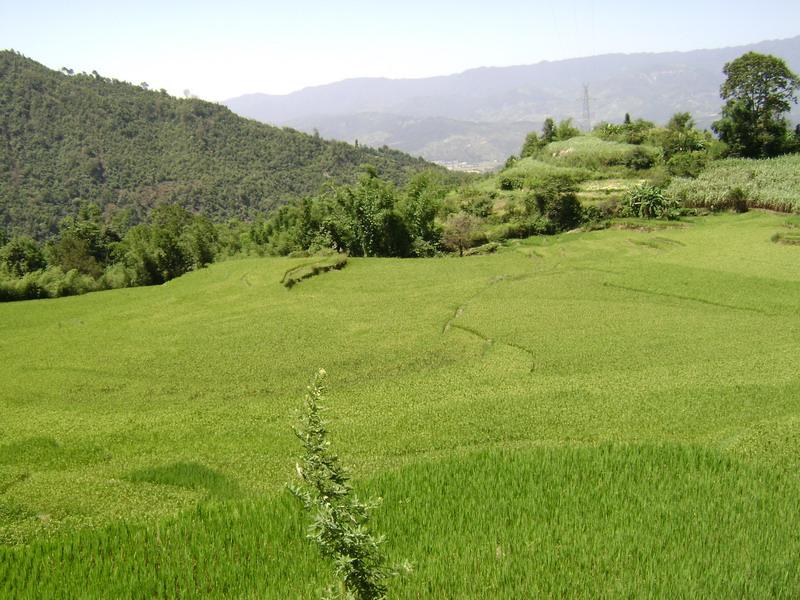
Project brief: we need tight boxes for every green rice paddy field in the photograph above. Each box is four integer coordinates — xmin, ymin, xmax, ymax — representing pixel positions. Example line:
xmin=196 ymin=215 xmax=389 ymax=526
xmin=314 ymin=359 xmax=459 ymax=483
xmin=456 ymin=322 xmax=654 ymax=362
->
xmin=1 ymin=212 xmax=800 ymax=597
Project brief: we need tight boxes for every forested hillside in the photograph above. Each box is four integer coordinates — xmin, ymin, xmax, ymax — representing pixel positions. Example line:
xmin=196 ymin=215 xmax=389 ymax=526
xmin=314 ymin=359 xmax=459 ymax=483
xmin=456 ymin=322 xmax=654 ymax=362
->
xmin=0 ymin=51 xmax=434 ymax=240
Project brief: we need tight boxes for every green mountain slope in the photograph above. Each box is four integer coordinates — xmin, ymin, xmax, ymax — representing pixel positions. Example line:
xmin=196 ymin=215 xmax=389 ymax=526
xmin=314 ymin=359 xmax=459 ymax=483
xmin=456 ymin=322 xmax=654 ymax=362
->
xmin=0 ymin=50 xmax=435 ymax=239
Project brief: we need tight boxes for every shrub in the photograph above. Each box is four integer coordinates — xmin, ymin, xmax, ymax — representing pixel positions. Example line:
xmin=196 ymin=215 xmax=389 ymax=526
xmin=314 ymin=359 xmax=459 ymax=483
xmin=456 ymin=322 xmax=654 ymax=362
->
xmin=499 ymin=174 xmax=525 ymax=191
xmin=100 ymin=263 xmax=134 ymax=289
xmin=582 ymin=204 xmax=610 ymax=225
xmin=725 ymin=187 xmax=749 ymax=213
xmin=442 ymin=212 xmax=483 ymax=256
xmin=621 ymin=185 xmax=679 ymax=219
xmin=486 ymin=216 xmax=555 ymax=241
xmin=528 ymin=175 xmax=583 ymax=231
xmin=290 ymin=370 xmax=405 ymax=599
xmin=463 ymin=194 xmax=494 ymax=217
xmin=666 ymin=152 xmax=708 ymax=178
xmin=625 ymin=146 xmax=658 ymax=170
xmin=499 ymin=158 xmax=593 ymax=188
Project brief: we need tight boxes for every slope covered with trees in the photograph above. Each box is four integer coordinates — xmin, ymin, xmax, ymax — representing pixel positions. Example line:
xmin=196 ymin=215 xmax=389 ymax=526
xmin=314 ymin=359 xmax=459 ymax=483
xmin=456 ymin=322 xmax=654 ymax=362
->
xmin=0 ymin=51 xmax=435 ymax=241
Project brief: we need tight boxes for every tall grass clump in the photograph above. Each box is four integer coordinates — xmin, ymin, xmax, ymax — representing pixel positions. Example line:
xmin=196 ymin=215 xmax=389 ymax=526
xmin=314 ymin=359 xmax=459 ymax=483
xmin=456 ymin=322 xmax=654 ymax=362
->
xmin=668 ymin=154 xmax=800 ymax=212
xmin=290 ymin=369 xmax=405 ymax=599
xmin=620 ymin=184 xmax=679 ymax=219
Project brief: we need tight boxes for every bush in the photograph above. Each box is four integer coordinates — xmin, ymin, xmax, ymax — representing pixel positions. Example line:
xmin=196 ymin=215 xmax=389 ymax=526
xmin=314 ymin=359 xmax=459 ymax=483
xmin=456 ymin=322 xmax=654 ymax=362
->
xmin=724 ymin=187 xmax=750 ymax=213
xmin=625 ymin=146 xmax=658 ymax=170
xmin=528 ymin=176 xmax=583 ymax=231
xmin=410 ymin=238 xmax=438 ymax=257
xmin=621 ymin=185 xmax=679 ymax=219
xmin=582 ymin=204 xmax=613 ymax=226
xmin=498 ymin=174 xmax=525 ymax=191
xmin=666 ymin=152 xmax=708 ymax=178
xmin=485 ymin=217 xmax=553 ymax=242
xmin=0 ymin=267 xmax=102 ymax=302
xmin=100 ymin=263 xmax=134 ymax=289
xmin=499 ymin=158 xmax=593 ymax=189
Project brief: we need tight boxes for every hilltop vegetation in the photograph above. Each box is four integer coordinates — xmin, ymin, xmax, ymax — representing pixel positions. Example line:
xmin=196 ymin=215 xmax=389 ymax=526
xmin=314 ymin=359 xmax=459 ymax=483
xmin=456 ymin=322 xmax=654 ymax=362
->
xmin=1 ymin=213 xmax=800 ymax=595
xmin=0 ymin=50 xmax=435 ymax=240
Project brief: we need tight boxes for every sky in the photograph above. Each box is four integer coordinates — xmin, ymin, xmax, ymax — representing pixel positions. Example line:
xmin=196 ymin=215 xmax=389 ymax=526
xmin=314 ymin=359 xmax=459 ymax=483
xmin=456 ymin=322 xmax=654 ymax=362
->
xmin=2 ymin=0 xmax=799 ymax=101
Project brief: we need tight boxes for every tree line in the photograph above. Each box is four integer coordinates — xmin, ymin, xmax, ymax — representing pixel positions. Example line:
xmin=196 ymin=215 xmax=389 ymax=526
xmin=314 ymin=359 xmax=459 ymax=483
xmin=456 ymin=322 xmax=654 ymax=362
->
xmin=1 ymin=50 xmax=798 ymax=302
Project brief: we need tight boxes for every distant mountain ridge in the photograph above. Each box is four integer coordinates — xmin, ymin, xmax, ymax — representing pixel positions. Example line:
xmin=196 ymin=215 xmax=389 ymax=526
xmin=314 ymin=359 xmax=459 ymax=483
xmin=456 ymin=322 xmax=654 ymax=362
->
xmin=226 ymin=36 xmax=800 ymax=170
xmin=0 ymin=51 xmax=435 ymax=240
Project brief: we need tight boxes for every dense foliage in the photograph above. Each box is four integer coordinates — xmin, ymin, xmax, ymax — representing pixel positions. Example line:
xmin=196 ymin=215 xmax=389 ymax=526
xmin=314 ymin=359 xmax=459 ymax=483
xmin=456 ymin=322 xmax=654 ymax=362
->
xmin=712 ymin=52 xmax=800 ymax=158
xmin=253 ymin=168 xmax=451 ymax=258
xmin=0 ymin=51 xmax=435 ymax=241
xmin=0 ymin=203 xmax=220 ymax=300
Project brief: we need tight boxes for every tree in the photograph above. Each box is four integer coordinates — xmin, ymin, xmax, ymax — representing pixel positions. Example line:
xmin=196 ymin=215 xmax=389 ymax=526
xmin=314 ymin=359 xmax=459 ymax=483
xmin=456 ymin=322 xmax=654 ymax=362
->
xmin=520 ymin=131 xmax=543 ymax=158
xmin=662 ymin=112 xmax=705 ymax=158
xmin=541 ymin=118 xmax=556 ymax=144
xmin=712 ymin=52 xmax=800 ymax=158
xmin=327 ymin=167 xmax=410 ymax=257
xmin=621 ymin=116 xmax=655 ymax=144
xmin=399 ymin=171 xmax=445 ymax=255
xmin=442 ymin=212 xmax=481 ymax=256
xmin=555 ymin=118 xmax=581 ymax=141
xmin=0 ymin=237 xmax=46 ymax=276
xmin=51 ymin=205 xmax=115 ymax=277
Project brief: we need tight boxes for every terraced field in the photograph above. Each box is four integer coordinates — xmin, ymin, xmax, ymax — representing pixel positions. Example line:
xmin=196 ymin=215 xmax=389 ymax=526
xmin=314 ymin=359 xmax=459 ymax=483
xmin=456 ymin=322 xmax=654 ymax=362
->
xmin=1 ymin=212 xmax=799 ymax=597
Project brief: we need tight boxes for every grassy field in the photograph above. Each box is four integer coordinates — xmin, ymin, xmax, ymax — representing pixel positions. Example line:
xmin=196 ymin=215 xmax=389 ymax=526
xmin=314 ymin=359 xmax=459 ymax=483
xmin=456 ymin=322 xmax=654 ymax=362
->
xmin=2 ymin=212 xmax=800 ymax=596
xmin=668 ymin=153 xmax=800 ymax=212
xmin=538 ymin=136 xmax=661 ymax=170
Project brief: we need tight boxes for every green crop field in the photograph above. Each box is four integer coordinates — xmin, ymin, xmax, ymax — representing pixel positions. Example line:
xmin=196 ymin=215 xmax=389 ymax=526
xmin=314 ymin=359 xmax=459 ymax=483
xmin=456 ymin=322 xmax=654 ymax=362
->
xmin=2 ymin=212 xmax=800 ymax=597
xmin=668 ymin=154 xmax=800 ymax=212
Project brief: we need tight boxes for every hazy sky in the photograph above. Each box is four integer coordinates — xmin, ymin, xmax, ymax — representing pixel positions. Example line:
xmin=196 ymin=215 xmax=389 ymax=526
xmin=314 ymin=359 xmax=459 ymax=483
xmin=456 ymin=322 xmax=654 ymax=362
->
xmin=2 ymin=1 xmax=799 ymax=101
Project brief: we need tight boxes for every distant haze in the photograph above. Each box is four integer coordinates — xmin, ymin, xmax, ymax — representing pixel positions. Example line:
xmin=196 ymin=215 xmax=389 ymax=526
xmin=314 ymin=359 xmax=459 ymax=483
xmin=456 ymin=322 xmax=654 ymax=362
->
xmin=226 ymin=36 xmax=800 ymax=170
